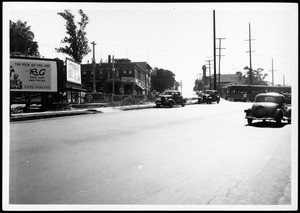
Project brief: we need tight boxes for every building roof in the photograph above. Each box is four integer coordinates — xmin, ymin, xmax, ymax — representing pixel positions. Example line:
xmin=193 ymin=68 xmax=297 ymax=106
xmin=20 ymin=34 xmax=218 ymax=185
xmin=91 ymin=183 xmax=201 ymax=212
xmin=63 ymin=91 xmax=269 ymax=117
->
xmin=218 ymin=74 xmax=241 ymax=83
xmin=81 ymin=61 xmax=152 ymax=74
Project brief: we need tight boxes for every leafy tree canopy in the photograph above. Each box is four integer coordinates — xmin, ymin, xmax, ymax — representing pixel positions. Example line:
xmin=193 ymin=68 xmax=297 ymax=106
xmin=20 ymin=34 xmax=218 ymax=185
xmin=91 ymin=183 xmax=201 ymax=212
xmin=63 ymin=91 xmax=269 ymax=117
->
xmin=243 ymin=67 xmax=268 ymax=85
xmin=10 ymin=20 xmax=39 ymax=56
xmin=56 ymin=9 xmax=91 ymax=63
xmin=151 ymin=68 xmax=176 ymax=93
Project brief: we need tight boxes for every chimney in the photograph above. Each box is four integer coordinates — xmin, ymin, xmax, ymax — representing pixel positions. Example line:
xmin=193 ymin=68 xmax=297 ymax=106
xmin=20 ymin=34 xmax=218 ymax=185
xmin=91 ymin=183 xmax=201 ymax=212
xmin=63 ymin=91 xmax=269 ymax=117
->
xmin=108 ymin=55 xmax=111 ymax=63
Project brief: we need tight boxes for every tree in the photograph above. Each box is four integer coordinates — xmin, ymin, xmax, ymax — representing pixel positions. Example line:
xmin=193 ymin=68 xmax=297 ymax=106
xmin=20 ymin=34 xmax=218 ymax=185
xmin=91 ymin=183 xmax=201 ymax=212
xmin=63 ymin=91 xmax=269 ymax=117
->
xmin=150 ymin=68 xmax=176 ymax=93
xmin=10 ymin=20 xmax=39 ymax=56
xmin=56 ymin=9 xmax=91 ymax=63
xmin=193 ymin=79 xmax=204 ymax=91
xmin=243 ymin=66 xmax=268 ymax=85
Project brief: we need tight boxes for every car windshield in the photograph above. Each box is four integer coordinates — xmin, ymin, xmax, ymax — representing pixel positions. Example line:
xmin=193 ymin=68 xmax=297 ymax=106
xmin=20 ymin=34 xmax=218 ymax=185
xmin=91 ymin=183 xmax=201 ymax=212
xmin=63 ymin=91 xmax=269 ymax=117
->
xmin=163 ymin=91 xmax=174 ymax=95
xmin=255 ymin=95 xmax=282 ymax=104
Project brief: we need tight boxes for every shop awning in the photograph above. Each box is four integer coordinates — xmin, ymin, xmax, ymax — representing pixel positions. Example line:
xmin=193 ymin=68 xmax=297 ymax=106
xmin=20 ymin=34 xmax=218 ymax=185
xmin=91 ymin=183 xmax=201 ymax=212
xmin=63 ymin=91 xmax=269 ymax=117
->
xmin=135 ymin=83 xmax=146 ymax=90
xmin=66 ymin=86 xmax=88 ymax=92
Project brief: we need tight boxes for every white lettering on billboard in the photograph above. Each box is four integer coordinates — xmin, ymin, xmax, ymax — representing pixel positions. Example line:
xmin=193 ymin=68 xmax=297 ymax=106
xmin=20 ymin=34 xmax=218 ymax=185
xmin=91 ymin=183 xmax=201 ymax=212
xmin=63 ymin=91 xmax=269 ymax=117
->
xmin=66 ymin=59 xmax=81 ymax=84
xmin=10 ymin=58 xmax=57 ymax=92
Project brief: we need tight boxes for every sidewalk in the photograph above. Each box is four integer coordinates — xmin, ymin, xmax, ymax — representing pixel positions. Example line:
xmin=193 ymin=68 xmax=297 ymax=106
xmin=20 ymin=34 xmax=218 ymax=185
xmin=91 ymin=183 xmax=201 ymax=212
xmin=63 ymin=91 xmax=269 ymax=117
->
xmin=10 ymin=103 xmax=156 ymax=122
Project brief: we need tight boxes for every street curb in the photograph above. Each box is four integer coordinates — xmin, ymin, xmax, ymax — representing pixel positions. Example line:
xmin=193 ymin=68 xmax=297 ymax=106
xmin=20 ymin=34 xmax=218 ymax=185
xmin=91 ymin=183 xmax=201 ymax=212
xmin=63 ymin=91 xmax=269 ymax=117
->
xmin=10 ymin=109 xmax=102 ymax=122
xmin=10 ymin=104 xmax=156 ymax=122
xmin=120 ymin=104 xmax=156 ymax=111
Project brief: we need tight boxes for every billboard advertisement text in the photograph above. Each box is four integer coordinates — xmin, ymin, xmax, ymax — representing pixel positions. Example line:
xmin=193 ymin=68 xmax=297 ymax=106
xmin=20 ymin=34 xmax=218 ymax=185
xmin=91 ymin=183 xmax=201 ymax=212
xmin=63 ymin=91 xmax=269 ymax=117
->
xmin=66 ymin=58 xmax=81 ymax=85
xmin=10 ymin=58 xmax=58 ymax=92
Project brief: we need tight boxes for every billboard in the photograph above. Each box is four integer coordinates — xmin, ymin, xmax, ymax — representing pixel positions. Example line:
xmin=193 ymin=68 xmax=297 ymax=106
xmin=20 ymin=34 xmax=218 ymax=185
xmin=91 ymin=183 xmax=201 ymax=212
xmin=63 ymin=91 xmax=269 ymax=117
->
xmin=66 ymin=58 xmax=81 ymax=85
xmin=10 ymin=58 xmax=58 ymax=92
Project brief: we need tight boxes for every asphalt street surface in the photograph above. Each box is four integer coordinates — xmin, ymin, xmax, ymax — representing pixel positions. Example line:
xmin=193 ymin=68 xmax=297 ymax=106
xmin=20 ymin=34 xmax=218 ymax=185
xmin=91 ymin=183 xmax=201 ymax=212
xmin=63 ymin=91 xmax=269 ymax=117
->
xmin=8 ymin=100 xmax=292 ymax=207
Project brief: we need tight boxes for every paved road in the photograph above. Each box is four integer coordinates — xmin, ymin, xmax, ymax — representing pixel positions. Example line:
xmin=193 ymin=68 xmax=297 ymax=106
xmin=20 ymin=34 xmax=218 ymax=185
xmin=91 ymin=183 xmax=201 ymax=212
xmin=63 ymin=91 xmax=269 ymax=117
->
xmin=8 ymin=100 xmax=292 ymax=206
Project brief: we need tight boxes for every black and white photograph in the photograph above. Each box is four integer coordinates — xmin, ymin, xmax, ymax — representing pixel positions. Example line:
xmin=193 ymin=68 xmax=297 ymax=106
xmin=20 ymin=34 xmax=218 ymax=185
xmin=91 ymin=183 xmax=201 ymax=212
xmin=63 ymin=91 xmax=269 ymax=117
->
xmin=3 ymin=2 xmax=298 ymax=211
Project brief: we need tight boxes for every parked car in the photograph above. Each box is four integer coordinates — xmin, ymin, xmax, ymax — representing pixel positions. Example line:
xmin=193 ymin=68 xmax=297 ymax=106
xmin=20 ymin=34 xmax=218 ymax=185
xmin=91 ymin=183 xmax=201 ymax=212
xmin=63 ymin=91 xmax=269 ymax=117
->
xmin=198 ymin=90 xmax=220 ymax=104
xmin=155 ymin=90 xmax=186 ymax=108
xmin=282 ymin=92 xmax=291 ymax=104
xmin=244 ymin=92 xmax=291 ymax=125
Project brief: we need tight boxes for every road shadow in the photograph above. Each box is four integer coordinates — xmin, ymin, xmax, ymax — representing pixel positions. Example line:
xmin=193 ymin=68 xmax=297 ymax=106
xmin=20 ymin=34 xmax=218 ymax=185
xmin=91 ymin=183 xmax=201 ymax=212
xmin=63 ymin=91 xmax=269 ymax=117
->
xmin=246 ymin=121 xmax=290 ymax=128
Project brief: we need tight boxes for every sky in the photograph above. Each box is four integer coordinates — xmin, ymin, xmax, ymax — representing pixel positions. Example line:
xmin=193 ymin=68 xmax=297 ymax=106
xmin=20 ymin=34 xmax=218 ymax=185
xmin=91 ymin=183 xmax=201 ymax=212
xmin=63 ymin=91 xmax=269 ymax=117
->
xmin=3 ymin=2 xmax=298 ymax=96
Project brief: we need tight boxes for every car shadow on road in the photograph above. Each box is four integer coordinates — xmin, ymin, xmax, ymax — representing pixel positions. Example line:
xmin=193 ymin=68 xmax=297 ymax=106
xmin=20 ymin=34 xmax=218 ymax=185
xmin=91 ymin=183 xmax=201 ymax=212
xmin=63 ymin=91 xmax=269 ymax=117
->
xmin=246 ymin=121 xmax=290 ymax=128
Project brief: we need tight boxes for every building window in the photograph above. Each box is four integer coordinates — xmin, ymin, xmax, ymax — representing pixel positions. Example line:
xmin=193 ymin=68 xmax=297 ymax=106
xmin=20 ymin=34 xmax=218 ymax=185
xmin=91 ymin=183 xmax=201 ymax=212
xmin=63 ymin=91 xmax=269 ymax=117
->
xmin=129 ymin=70 xmax=132 ymax=75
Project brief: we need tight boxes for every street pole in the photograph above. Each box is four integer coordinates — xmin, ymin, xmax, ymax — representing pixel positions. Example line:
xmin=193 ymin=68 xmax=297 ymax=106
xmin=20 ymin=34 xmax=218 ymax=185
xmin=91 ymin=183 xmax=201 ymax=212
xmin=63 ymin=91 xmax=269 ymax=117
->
xmin=206 ymin=59 xmax=214 ymax=90
xmin=180 ymin=80 xmax=183 ymax=94
xmin=213 ymin=10 xmax=217 ymax=90
xmin=91 ymin=41 xmax=97 ymax=92
xmin=269 ymin=58 xmax=277 ymax=86
xmin=245 ymin=23 xmax=255 ymax=85
xmin=112 ymin=55 xmax=115 ymax=99
xmin=216 ymin=37 xmax=225 ymax=91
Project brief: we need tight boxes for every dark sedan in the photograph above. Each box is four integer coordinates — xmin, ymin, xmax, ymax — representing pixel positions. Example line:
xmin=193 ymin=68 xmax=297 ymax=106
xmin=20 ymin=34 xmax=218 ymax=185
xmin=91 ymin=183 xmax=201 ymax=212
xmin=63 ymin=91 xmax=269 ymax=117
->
xmin=244 ymin=92 xmax=291 ymax=124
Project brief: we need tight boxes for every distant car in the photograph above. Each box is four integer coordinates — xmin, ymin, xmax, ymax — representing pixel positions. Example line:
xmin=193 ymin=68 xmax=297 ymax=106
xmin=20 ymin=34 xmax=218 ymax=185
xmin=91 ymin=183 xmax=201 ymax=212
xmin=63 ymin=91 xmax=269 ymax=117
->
xmin=244 ymin=92 xmax=291 ymax=125
xmin=155 ymin=90 xmax=186 ymax=108
xmin=198 ymin=90 xmax=220 ymax=104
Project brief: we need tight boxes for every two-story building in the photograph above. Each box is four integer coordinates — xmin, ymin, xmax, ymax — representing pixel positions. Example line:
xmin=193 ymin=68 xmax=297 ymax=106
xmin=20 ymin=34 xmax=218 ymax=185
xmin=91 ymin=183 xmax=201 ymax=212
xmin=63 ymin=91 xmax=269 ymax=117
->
xmin=81 ymin=57 xmax=152 ymax=95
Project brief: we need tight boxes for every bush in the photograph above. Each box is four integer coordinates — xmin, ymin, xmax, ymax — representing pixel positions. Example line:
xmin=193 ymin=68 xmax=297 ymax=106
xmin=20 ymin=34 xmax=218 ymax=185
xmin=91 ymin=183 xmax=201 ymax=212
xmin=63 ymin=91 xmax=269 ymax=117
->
xmin=120 ymin=96 xmax=140 ymax=105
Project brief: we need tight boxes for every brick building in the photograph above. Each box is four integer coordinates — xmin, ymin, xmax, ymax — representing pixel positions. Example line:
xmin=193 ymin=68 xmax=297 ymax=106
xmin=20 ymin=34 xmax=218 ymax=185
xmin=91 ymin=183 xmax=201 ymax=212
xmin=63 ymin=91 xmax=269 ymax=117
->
xmin=81 ymin=57 xmax=152 ymax=95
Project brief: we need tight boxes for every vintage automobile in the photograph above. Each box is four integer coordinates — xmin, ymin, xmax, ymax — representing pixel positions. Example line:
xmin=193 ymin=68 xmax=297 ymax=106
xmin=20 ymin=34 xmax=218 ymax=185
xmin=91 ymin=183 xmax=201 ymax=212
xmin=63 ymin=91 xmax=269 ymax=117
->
xmin=155 ymin=90 xmax=186 ymax=108
xmin=244 ymin=92 xmax=291 ymax=125
xmin=198 ymin=90 xmax=220 ymax=104
xmin=282 ymin=92 xmax=291 ymax=104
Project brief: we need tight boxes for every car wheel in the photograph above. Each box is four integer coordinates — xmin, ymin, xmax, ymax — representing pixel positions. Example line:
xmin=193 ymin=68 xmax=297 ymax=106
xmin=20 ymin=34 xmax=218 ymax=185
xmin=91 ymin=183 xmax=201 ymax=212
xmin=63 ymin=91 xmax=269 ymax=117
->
xmin=156 ymin=104 xmax=161 ymax=108
xmin=169 ymin=102 xmax=174 ymax=108
xmin=247 ymin=118 xmax=253 ymax=124
xmin=287 ymin=118 xmax=291 ymax=124
xmin=182 ymin=102 xmax=185 ymax=107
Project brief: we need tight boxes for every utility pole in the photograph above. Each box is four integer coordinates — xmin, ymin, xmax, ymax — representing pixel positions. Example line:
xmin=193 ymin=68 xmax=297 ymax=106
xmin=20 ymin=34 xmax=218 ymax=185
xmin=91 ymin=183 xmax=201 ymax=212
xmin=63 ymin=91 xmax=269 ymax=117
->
xmin=112 ymin=55 xmax=115 ymax=98
xmin=283 ymin=75 xmax=285 ymax=86
xmin=245 ymin=23 xmax=255 ymax=85
xmin=216 ymin=37 xmax=225 ymax=91
xmin=268 ymin=58 xmax=277 ymax=85
xmin=91 ymin=41 xmax=97 ymax=92
xmin=180 ymin=80 xmax=183 ymax=94
xmin=206 ymin=59 xmax=214 ymax=90
xmin=213 ymin=10 xmax=217 ymax=90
